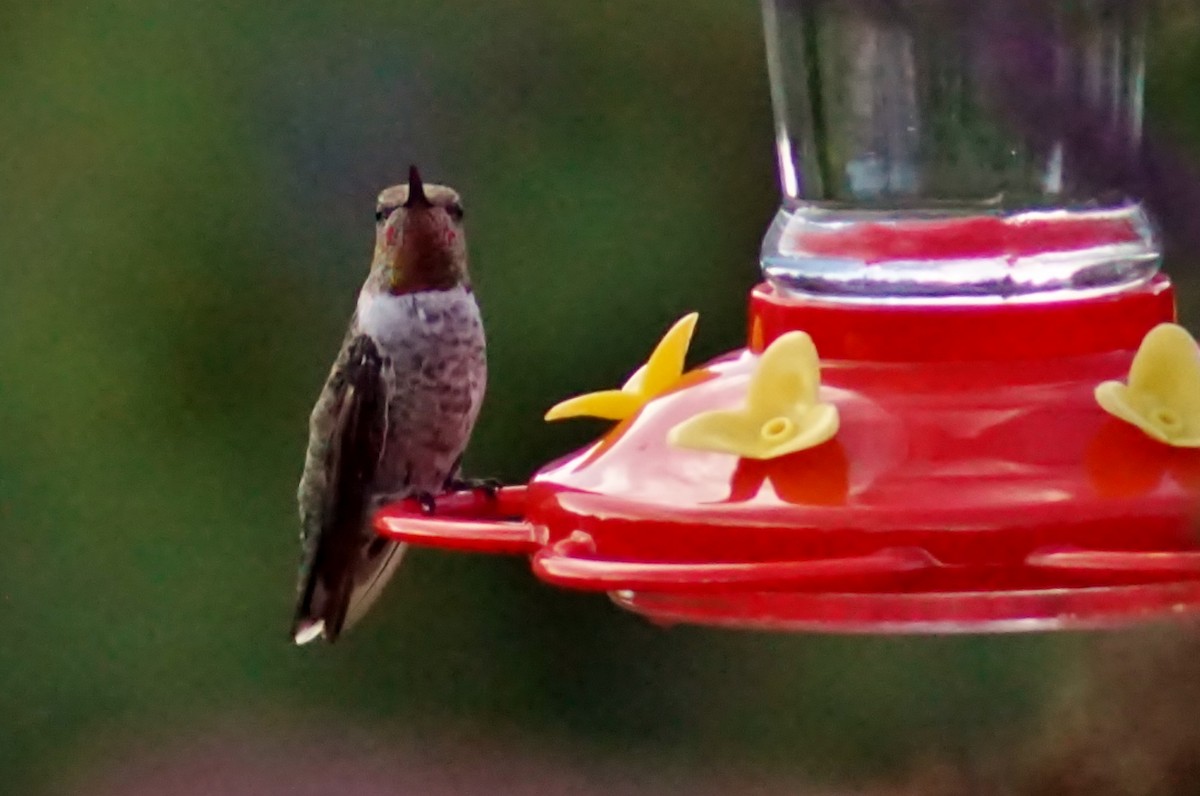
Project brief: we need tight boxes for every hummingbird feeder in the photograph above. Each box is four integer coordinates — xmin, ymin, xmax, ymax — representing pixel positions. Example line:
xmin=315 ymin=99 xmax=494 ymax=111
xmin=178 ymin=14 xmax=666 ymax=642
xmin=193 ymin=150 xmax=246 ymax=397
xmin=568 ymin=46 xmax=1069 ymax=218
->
xmin=376 ymin=0 xmax=1200 ymax=633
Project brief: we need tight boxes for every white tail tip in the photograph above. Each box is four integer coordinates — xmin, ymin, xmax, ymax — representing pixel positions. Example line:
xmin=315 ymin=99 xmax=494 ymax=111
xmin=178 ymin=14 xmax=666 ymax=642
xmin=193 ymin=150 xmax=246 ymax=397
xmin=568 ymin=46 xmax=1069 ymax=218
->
xmin=293 ymin=619 xmax=326 ymax=645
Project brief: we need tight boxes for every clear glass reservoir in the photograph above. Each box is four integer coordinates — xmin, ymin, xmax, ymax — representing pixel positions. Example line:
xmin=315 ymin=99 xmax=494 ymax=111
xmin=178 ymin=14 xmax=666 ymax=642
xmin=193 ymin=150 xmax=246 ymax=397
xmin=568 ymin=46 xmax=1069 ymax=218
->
xmin=760 ymin=0 xmax=1160 ymax=300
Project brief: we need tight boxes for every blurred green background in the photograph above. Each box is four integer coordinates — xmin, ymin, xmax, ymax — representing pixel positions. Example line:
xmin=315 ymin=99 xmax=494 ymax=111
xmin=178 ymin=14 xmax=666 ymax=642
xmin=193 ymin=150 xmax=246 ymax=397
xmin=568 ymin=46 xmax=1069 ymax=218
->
xmin=4 ymin=2 xmax=1200 ymax=794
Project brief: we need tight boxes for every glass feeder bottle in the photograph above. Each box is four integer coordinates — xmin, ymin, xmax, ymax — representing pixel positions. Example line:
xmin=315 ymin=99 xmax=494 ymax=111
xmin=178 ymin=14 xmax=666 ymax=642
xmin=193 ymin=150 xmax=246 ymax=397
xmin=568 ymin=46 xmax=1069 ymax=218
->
xmin=759 ymin=0 xmax=1160 ymax=300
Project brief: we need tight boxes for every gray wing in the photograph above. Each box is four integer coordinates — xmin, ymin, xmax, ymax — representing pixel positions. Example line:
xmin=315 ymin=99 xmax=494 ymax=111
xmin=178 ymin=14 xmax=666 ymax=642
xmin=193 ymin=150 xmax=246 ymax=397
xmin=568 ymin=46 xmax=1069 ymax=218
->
xmin=292 ymin=333 xmax=398 ymax=644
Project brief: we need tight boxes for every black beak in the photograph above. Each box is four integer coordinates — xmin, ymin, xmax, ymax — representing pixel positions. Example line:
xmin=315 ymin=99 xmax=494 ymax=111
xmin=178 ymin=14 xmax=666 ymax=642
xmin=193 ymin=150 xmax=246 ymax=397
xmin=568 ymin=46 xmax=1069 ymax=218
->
xmin=402 ymin=165 xmax=430 ymax=208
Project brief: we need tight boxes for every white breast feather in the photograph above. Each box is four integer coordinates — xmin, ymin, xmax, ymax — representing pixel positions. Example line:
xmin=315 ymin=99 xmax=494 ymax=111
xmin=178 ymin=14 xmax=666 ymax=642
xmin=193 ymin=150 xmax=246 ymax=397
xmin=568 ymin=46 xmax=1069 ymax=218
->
xmin=356 ymin=285 xmax=478 ymax=348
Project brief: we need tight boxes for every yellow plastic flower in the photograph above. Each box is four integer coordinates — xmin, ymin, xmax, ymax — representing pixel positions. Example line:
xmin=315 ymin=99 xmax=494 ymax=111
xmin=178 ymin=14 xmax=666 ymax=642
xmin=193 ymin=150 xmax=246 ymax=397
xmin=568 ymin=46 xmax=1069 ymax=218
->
xmin=545 ymin=313 xmax=698 ymax=421
xmin=668 ymin=331 xmax=839 ymax=459
xmin=1095 ymin=323 xmax=1200 ymax=447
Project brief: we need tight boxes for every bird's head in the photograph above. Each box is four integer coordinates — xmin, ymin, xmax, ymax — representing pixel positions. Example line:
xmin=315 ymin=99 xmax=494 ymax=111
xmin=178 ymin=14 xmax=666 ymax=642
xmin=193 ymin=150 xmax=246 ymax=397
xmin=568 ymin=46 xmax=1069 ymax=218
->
xmin=372 ymin=166 xmax=468 ymax=294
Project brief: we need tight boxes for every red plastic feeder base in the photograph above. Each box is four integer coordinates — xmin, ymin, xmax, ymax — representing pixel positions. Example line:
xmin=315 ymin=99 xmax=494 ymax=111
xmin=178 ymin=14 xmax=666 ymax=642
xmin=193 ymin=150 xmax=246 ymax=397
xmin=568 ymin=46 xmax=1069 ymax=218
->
xmin=376 ymin=275 xmax=1200 ymax=633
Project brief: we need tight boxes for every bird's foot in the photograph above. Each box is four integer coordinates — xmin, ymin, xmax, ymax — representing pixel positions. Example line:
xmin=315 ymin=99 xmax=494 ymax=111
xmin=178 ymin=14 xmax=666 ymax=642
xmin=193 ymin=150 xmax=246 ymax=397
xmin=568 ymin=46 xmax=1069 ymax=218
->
xmin=444 ymin=477 xmax=503 ymax=501
xmin=414 ymin=491 xmax=438 ymax=515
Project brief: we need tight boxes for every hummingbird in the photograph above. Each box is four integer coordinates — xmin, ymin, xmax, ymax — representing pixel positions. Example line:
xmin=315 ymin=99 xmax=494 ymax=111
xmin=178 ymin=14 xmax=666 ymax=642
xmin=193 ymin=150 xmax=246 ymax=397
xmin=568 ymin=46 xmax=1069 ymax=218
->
xmin=292 ymin=166 xmax=487 ymax=645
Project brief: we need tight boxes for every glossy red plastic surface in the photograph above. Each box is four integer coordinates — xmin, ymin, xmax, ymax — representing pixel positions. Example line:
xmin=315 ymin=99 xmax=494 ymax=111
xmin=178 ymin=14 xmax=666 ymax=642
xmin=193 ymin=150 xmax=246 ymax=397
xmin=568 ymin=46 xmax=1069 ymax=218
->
xmin=749 ymin=276 xmax=1176 ymax=361
xmin=375 ymin=487 xmax=535 ymax=554
xmin=375 ymin=276 xmax=1200 ymax=632
xmin=610 ymin=582 xmax=1200 ymax=634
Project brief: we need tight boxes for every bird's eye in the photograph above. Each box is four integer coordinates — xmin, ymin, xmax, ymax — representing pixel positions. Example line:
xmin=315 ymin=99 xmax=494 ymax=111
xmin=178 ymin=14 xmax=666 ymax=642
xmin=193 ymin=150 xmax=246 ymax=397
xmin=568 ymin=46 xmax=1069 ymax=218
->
xmin=446 ymin=202 xmax=464 ymax=222
xmin=375 ymin=205 xmax=397 ymax=224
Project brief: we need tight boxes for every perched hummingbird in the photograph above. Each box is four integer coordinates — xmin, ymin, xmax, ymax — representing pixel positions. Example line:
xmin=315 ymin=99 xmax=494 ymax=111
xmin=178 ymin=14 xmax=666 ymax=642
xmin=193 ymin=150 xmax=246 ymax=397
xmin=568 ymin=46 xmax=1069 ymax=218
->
xmin=293 ymin=166 xmax=486 ymax=644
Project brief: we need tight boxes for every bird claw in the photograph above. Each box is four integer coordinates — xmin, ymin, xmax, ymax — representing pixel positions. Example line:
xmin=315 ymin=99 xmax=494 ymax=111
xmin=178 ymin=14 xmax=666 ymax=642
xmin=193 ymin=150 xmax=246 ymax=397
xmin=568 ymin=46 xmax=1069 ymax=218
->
xmin=444 ymin=477 xmax=503 ymax=501
xmin=407 ymin=481 xmax=499 ymax=516
xmin=416 ymin=492 xmax=438 ymax=515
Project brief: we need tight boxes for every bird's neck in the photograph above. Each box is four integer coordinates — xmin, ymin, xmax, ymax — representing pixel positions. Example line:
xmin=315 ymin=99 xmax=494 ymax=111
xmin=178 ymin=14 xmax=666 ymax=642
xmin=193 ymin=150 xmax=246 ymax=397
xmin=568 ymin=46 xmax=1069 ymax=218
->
xmin=364 ymin=260 xmax=470 ymax=296
xmin=356 ymin=284 xmax=476 ymax=344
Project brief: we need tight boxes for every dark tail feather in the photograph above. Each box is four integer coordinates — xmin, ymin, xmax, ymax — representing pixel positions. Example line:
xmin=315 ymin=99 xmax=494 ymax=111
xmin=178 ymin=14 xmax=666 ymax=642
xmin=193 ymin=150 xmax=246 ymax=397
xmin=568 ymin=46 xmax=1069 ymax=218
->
xmin=292 ymin=537 xmax=407 ymax=645
xmin=291 ymin=562 xmax=355 ymax=644
xmin=341 ymin=539 xmax=407 ymax=633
